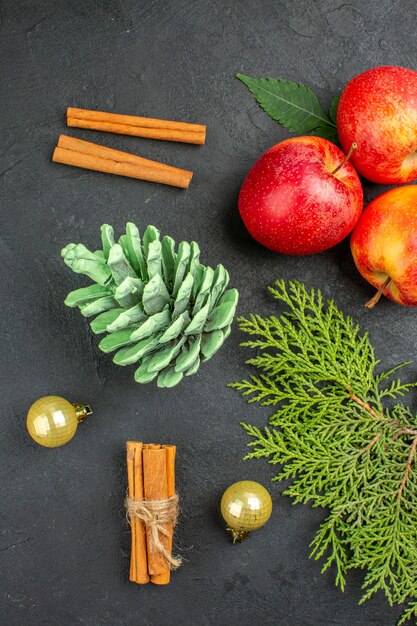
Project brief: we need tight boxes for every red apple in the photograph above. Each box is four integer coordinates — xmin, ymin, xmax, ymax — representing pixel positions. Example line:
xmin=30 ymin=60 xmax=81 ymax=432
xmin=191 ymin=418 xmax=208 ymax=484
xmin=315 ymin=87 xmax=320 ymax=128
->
xmin=238 ymin=136 xmax=363 ymax=255
xmin=337 ymin=66 xmax=417 ymax=184
xmin=351 ymin=186 xmax=417 ymax=307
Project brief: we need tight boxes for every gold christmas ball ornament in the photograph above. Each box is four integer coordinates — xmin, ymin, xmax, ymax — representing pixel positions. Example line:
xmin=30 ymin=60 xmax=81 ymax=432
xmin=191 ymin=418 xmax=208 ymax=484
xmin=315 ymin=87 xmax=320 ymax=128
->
xmin=220 ymin=480 xmax=273 ymax=543
xmin=26 ymin=396 xmax=92 ymax=448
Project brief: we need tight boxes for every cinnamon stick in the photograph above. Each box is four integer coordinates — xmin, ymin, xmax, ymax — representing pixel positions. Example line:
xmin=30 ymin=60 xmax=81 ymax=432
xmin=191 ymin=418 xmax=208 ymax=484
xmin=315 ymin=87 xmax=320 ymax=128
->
xmin=57 ymin=134 xmax=181 ymax=172
xmin=126 ymin=441 xmax=149 ymax=584
xmin=151 ymin=445 xmax=176 ymax=585
xmin=52 ymin=136 xmax=193 ymax=188
xmin=52 ymin=146 xmax=193 ymax=189
xmin=67 ymin=107 xmax=206 ymax=145
xmin=142 ymin=445 xmax=169 ymax=577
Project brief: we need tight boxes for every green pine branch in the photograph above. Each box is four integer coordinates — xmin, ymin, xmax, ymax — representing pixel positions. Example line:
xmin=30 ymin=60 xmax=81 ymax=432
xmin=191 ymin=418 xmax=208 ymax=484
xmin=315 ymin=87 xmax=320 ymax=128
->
xmin=230 ymin=280 xmax=417 ymax=625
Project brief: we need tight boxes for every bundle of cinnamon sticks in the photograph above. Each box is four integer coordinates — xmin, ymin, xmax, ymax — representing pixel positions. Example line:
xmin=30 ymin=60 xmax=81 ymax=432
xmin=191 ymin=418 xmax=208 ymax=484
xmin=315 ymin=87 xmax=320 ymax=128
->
xmin=52 ymin=107 xmax=206 ymax=188
xmin=126 ymin=441 xmax=179 ymax=585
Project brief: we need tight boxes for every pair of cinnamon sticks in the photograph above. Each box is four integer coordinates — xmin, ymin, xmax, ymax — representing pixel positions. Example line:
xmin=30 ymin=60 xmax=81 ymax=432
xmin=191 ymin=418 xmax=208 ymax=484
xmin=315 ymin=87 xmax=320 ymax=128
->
xmin=126 ymin=441 xmax=177 ymax=585
xmin=52 ymin=107 xmax=206 ymax=188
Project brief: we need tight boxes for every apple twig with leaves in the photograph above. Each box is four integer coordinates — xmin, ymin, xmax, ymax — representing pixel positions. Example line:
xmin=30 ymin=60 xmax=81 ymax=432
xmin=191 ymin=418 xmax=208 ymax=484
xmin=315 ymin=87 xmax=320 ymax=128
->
xmin=230 ymin=280 xmax=417 ymax=625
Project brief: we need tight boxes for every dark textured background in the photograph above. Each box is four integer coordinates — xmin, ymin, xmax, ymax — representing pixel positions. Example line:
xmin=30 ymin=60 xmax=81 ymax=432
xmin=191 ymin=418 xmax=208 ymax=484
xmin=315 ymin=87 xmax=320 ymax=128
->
xmin=1 ymin=1 xmax=416 ymax=625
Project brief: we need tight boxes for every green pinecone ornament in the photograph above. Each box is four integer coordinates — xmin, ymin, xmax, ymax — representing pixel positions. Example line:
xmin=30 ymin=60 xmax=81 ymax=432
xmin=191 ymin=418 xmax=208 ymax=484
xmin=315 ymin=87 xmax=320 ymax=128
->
xmin=62 ymin=223 xmax=239 ymax=388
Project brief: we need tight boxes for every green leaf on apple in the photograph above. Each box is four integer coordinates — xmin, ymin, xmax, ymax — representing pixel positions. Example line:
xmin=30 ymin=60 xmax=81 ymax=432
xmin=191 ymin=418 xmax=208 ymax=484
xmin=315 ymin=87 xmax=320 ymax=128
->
xmin=307 ymin=123 xmax=339 ymax=145
xmin=237 ymin=73 xmax=340 ymax=144
xmin=329 ymin=93 xmax=340 ymax=125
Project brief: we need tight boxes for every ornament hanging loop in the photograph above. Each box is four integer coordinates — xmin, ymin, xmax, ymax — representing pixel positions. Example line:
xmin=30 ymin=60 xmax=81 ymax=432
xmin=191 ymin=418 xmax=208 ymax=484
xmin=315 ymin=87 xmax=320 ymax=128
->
xmin=227 ymin=527 xmax=250 ymax=544
xmin=73 ymin=402 xmax=93 ymax=422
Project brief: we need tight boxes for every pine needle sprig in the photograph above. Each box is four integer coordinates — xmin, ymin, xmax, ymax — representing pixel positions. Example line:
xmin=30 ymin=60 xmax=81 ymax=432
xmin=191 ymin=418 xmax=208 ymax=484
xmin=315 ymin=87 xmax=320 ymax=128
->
xmin=230 ymin=280 xmax=417 ymax=624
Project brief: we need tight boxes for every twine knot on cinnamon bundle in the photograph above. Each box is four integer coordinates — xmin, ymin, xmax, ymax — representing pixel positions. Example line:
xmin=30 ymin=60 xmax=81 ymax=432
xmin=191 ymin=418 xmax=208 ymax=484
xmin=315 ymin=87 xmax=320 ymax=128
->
xmin=125 ymin=494 xmax=181 ymax=570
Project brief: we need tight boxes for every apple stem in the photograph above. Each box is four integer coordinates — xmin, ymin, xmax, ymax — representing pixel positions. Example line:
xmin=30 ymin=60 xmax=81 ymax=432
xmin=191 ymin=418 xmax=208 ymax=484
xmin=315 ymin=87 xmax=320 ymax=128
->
xmin=365 ymin=276 xmax=392 ymax=310
xmin=330 ymin=142 xmax=357 ymax=176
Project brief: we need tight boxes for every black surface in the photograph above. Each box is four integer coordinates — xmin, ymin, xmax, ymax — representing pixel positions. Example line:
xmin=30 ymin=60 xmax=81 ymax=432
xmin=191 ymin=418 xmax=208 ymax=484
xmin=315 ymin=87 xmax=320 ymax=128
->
xmin=1 ymin=1 xmax=416 ymax=625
